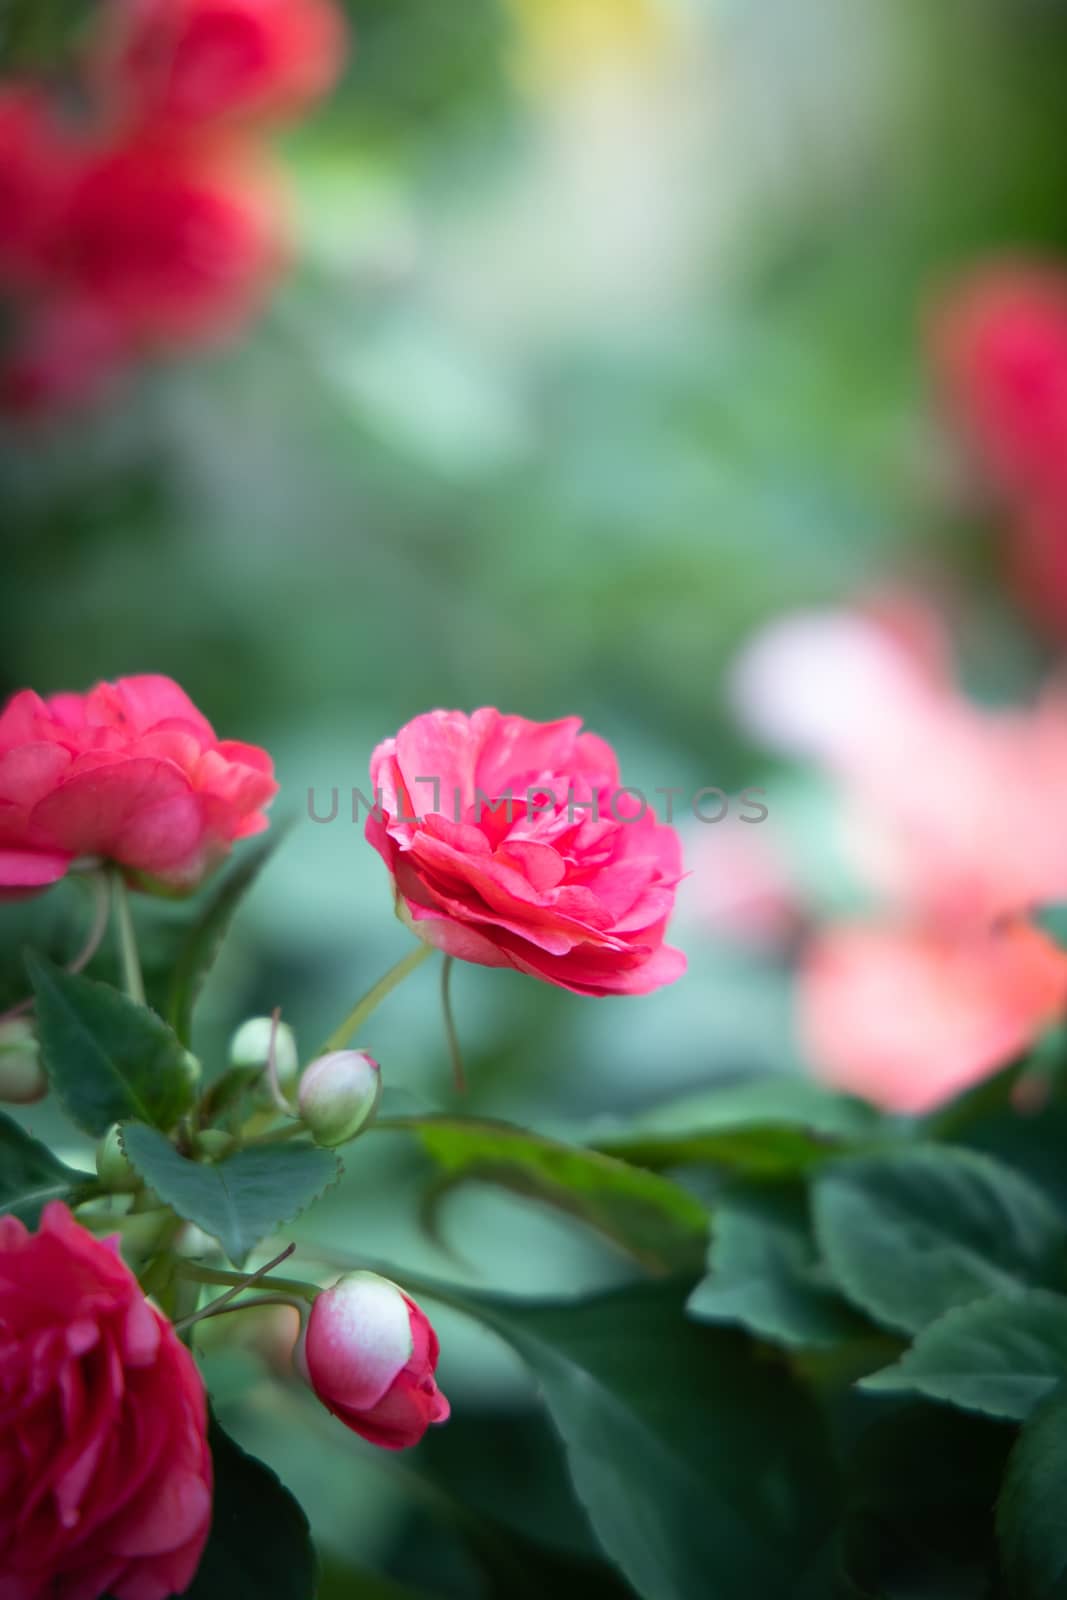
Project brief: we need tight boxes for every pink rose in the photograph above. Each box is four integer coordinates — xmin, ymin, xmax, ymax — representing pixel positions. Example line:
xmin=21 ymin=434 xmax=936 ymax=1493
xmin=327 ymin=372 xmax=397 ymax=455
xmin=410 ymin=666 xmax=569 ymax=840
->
xmin=366 ymin=709 xmax=686 ymax=996
xmin=302 ymin=1272 xmax=450 ymax=1451
xmin=0 ymin=1201 xmax=212 ymax=1600
xmin=98 ymin=0 xmax=347 ymax=130
xmin=0 ymin=673 xmax=277 ymax=896
xmin=799 ymin=920 xmax=1067 ymax=1114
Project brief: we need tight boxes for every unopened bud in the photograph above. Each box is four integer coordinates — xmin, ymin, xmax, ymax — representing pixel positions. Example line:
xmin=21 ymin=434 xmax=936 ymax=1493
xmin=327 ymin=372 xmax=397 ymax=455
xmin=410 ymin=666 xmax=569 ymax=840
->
xmin=298 ymin=1050 xmax=381 ymax=1147
xmin=96 ymin=1124 xmax=140 ymax=1192
xmin=230 ymin=1016 xmax=300 ymax=1096
xmin=0 ymin=1019 xmax=46 ymax=1104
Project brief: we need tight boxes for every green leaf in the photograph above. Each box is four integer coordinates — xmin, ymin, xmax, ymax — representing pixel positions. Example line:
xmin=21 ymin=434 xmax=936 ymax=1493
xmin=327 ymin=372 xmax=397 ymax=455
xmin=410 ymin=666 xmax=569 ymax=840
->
xmin=998 ymin=1385 xmax=1067 ymax=1598
xmin=27 ymin=952 xmax=198 ymax=1137
xmin=0 ymin=1111 xmax=93 ymax=1224
xmin=381 ymin=1114 xmax=708 ymax=1271
xmin=1035 ymin=904 xmax=1067 ymax=953
xmin=687 ymin=1183 xmax=866 ymax=1349
xmin=120 ymin=1122 xmax=340 ymax=1266
xmin=167 ymin=827 xmax=291 ymax=1046
xmin=184 ymin=1416 xmax=316 ymax=1599
xmin=590 ymin=1075 xmax=883 ymax=1177
xmin=812 ymin=1146 xmax=1067 ymax=1335
xmin=843 ymin=1405 xmax=1013 ymax=1599
xmin=447 ymin=1277 xmax=836 ymax=1600
xmin=860 ymin=1291 xmax=1067 ymax=1421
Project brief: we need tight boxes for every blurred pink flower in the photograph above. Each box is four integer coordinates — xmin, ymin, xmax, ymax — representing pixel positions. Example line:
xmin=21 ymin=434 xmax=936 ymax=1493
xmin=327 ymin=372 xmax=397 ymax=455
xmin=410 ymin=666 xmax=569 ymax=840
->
xmin=733 ymin=597 xmax=1067 ymax=1108
xmin=800 ymin=920 xmax=1067 ymax=1115
xmin=687 ymin=820 xmax=801 ymax=948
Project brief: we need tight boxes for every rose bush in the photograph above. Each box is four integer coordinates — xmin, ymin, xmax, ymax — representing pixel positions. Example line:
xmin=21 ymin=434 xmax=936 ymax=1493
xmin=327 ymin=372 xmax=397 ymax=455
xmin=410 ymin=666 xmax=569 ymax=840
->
xmin=0 ymin=1202 xmax=212 ymax=1600
xmin=366 ymin=708 xmax=686 ymax=996
xmin=0 ymin=673 xmax=276 ymax=895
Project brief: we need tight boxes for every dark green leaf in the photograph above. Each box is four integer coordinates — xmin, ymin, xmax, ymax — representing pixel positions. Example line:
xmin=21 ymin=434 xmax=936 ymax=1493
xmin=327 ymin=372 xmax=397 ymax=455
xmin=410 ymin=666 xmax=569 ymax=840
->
xmin=812 ymin=1146 xmax=1067 ymax=1335
xmin=861 ymin=1291 xmax=1067 ymax=1420
xmin=184 ymin=1416 xmax=316 ymax=1599
xmin=687 ymin=1182 xmax=866 ymax=1348
xmin=844 ymin=1405 xmax=1013 ymax=1600
xmin=120 ymin=1122 xmax=340 ymax=1266
xmin=446 ymin=1276 xmax=836 ymax=1600
xmin=0 ymin=1111 xmax=93 ymax=1224
xmin=380 ymin=1114 xmax=708 ymax=1271
xmin=167 ymin=826 xmax=291 ymax=1046
xmin=27 ymin=952 xmax=198 ymax=1136
xmin=998 ymin=1385 xmax=1067 ymax=1598
xmin=590 ymin=1075 xmax=883 ymax=1177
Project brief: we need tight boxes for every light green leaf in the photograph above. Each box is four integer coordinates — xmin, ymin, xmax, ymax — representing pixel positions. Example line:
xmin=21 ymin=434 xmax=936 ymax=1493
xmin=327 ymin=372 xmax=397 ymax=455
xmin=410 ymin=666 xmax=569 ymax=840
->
xmin=380 ymin=1114 xmax=708 ymax=1271
xmin=812 ymin=1146 xmax=1067 ymax=1335
xmin=0 ymin=1111 xmax=93 ymax=1225
xmin=120 ymin=1122 xmax=340 ymax=1266
xmin=184 ymin=1416 xmax=316 ymax=1599
xmin=27 ymin=952 xmax=197 ymax=1137
xmin=590 ymin=1075 xmax=883 ymax=1177
xmin=998 ymin=1385 xmax=1067 ymax=1598
xmin=167 ymin=827 xmax=291 ymax=1046
xmin=687 ymin=1183 xmax=865 ymax=1348
xmin=861 ymin=1291 xmax=1067 ymax=1420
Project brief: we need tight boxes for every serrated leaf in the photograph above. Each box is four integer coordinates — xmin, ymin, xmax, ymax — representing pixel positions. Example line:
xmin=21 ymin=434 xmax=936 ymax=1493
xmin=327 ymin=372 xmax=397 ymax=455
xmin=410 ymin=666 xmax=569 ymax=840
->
xmin=861 ymin=1291 xmax=1067 ymax=1420
xmin=27 ymin=952 xmax=197 ymax=1137
xmin=589 ymin=1075 xmax=883 ymax=1177
xmin=120 ymin=1122 xmax=340 ymax=1266
xmin=442 ymin=1277 xmax=837 ymax=1600
xmin=184 ymin=1416 xmax=316 ymax=1599
xmin=998 ymin=1385 xmax=1067 ymax=1598
xmin=167 ymin=826 xmax=291 ymax=1046
xmin=0 ymin=1111 xmax=93 ymax=1225
xmin=380 ymin=1114 xmax=707 ymax=1271
xmin=687 ymin=1183 xmax=865 ymax=1349
xmin=812 ymin=1146 xmax=1067 ymax=1336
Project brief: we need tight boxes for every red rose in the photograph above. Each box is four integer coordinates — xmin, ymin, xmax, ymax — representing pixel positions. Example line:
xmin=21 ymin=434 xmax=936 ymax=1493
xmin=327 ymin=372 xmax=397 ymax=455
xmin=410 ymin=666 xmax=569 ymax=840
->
xmin=48 ymin=139 xmax=283 ymax=344
xmin=99 ymin=0 xmax=346 ymax=129
xmin=366 ymin=709 xmax=686 ymax=996
xmin=0 ymin=673 xmax=277 ymax=896
xmin=932 ymin=262 xmax=1067 ymax=500
xmin=0 ymin=298 xmax=130 ymax=419
xmin=0 ymin=87 xmax=79 ymax=288
xmin=302 ymin=1272 xmax=450 ymax=1450
xmin=0 ymin=1202 xmax=212 ymax=1600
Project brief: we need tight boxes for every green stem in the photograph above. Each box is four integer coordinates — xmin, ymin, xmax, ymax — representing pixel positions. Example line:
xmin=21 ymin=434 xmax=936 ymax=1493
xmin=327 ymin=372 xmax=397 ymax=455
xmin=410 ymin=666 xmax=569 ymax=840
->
xmin=247 ymin=1121 xmax=310 ymax=1146
xmin=176 ymin=1292 xmax=308 ymax=1333
xmin=440 ymin=955 xmax=467 ymax=1094
xmin=319 ymin=941 xmax=432 ymax=1054
xmin=111 ymin=871 xmax=145 ymax=1006
xmin=174 ymin=1258 xmax=320 ymax=1305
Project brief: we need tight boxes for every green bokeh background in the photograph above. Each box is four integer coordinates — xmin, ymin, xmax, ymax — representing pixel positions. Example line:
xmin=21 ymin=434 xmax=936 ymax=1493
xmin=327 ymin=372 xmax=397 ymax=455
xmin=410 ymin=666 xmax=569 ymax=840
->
xmin=4 ymin=0 xmax=1067 ymax=1590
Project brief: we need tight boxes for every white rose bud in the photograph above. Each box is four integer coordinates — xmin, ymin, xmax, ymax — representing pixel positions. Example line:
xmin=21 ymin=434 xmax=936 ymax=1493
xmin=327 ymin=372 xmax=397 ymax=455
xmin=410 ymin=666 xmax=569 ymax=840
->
xmin=298 ymin=1050 xmax=381 ymax=1148
xmin=229 ymin=1016 xmax=300 ymax=1096
xmin=0 ymin=1018 xmax=47 ymax=1104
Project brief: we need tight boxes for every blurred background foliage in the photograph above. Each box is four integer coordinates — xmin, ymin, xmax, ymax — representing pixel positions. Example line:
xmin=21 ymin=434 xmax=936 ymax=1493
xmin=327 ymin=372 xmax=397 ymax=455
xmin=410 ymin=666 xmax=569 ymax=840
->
xmin=5 ymin=0 xmax=1067 ymax=1590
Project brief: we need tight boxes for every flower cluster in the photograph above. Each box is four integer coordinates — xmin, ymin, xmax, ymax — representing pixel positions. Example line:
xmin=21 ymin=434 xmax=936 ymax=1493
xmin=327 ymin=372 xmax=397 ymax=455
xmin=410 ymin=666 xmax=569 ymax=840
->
xmin=933 ymin=262 xmax=1067 ymax=636
xmin=724 ymin=596 xmax=1067 ymax=1112
xmin=0 ymin=0 xmax=346 ymax=415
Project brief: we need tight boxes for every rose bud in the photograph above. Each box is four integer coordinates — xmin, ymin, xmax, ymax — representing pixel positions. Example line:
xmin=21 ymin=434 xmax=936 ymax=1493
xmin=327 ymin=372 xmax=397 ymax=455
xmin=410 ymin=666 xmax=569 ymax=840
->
xmin=96 ymin=1122 xmax=142 ymax=1191
xmin=298 ymin=1049 xmax=381 ymax=1146
xmin=230 ymin=1014 xmax=300 ymax=1094
xmin=301 ymin=1272 xmax=450 ymax=1449
xmin=0 ymin=1202 xmax=212 ymax=1596
xmin=0 ymin=1017 xmax=47 ymax=1103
